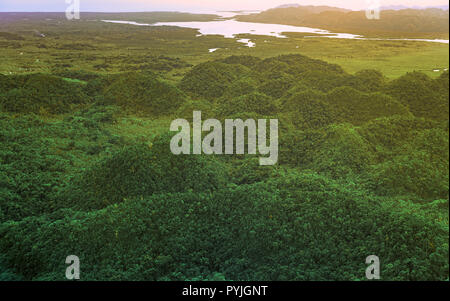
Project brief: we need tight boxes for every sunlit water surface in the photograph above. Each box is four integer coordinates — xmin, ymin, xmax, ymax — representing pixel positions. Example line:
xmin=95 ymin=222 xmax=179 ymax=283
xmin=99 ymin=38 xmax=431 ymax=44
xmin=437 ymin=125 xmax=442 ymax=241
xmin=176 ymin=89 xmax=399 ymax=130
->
xmin=102 ymin=15 xmax=450 ymax=50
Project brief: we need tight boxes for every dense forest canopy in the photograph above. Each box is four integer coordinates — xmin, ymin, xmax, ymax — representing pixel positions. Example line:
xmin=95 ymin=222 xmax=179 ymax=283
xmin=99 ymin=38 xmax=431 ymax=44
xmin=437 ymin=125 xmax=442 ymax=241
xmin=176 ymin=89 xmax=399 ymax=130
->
xmin=0 ymin=53 xmax=448 ymax=281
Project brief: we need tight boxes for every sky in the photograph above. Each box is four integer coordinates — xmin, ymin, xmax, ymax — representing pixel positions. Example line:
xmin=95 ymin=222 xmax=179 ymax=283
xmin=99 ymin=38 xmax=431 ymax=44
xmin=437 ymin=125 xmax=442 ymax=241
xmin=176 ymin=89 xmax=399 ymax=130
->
xmin=0 ymin=0 xmax=449 ymax=12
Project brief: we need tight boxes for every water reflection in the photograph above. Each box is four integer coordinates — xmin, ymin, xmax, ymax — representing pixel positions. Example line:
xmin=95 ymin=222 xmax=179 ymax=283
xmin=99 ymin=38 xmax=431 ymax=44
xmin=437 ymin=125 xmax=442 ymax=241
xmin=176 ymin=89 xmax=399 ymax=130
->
xmin=102 ymin=18 xmax=450 ymax=49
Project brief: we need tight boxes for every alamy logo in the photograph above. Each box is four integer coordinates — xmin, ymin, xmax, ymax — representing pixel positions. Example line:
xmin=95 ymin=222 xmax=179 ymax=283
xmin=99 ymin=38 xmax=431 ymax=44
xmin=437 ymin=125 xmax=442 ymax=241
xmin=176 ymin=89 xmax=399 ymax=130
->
xmin=65 ymin=0 xmax=80 ymax=20
xmin=170 ymin=111 xmax=279 ymax=166
xmin=365 ymin=0 xmax=381 ymax=20
xmin=65 ymin=255 xmax=80 ymax=280
xmin=366 ymin=255 xmax=381 ymax=280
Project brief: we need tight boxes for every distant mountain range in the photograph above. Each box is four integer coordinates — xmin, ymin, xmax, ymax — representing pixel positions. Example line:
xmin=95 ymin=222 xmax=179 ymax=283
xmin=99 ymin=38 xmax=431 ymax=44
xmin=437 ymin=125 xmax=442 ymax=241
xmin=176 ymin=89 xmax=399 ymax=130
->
xmin=276 ymin=3 xmax=301 ymax=9
xmin=381 ymin=5 xmax=449 ymax=11
xmin=276 ymin=3 xmax=449 ymax=11
xmin=275 ymin=4 xmax=349 ymax=12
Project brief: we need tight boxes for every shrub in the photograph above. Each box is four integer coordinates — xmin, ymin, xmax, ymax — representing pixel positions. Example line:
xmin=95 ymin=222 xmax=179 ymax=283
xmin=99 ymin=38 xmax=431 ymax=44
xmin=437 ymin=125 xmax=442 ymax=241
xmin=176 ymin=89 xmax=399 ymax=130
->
xmin=0 ymin=74 xmax=16 ymax=94
xmin=357 ymin=115 xmax=441 ymax=162
xmin=216 ymin=92 xmax=277 ymax=117
xmin=221 ymin=78 xmax=258 ymax=98
xmin=349 ymin=69 xmax=387 ymax=92
xmin=104 ymin=72 xmax=187 ymax=115
xmin=280 ymin=89 xmax=331 ymax=129
xmin=0 ymin=74 xmax=90 ymax=114
xmin=180 ymin=62 xmax=251 ymax=99
xmin=219 ymin=55 xmax=262 ymax=68
xmin=371 ymin=128 xmax=449 ymax=199
xmin=1 ymin=173 xmax=447 ymax=281
xmin=280 ymin=124 xmax=375 ymax=178
xmin=65 ymin=133 xmax=228 ymax=210
xmin=326 ymin=86 xmax=411 ymax=125
xmin=384 ymin=71 xmax=449 ymax=121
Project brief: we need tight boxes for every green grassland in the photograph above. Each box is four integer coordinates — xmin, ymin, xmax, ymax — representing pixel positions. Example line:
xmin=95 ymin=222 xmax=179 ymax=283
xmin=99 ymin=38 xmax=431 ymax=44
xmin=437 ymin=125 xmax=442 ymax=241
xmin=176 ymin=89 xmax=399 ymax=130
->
xmin=0 ymin=13 xmax=448 ymax=79
xmin=0 ymin=12 xmax=448 ymax=281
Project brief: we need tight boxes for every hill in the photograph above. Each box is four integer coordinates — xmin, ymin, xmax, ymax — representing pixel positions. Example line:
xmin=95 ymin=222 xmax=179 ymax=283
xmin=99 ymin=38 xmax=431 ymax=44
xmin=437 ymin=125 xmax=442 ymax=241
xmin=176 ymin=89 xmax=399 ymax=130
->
xmin=0 ymin=54 xmax=448 ymax=281
xmin=236 ymin=6 xmax=450 ymax=37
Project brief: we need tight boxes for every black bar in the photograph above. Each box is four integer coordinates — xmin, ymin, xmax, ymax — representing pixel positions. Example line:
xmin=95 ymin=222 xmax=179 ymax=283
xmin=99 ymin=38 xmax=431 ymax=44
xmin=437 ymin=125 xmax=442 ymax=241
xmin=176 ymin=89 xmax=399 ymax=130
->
xmin=1 ymin=281 xmax=448 ymax=299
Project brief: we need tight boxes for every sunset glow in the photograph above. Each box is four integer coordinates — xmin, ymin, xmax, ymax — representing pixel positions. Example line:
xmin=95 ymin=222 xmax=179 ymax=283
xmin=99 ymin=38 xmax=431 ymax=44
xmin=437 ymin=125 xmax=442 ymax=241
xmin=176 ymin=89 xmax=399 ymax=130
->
xmin=1 ymin=0 xmax=449 ymax=12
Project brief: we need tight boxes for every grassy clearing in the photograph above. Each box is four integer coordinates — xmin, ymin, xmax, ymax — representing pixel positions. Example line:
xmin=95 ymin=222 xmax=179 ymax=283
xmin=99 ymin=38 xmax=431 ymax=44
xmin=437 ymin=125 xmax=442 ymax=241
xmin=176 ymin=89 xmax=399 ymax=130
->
xmin=0 ymin=16 xmax=448 ymax=79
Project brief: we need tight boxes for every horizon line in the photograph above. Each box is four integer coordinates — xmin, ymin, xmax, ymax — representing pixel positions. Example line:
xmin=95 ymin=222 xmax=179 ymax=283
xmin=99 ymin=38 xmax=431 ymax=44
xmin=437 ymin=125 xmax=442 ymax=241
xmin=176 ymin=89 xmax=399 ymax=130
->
xmin=1 ymin=4 xmax=449 ymax=14
xmin=1 ymin=8 xmax=449 ymax=14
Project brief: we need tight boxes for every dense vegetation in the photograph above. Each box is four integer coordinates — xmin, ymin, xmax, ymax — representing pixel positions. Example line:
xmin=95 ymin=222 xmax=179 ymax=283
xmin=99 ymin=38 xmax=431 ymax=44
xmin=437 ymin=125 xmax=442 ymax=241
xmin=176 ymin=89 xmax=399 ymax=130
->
xmin=0 ymin=53 xmax=448 ymax=281
xmin=237 ymin=6 xmax=450 ymax=37
xmin=1 ymin=10 xmax=448 ymax=83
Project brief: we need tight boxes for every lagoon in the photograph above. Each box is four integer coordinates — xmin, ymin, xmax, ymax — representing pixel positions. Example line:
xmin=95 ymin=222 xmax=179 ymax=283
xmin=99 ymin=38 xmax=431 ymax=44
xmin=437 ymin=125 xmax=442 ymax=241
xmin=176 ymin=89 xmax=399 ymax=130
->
xmin=102 ymin=17 xmax=450 ymax=48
